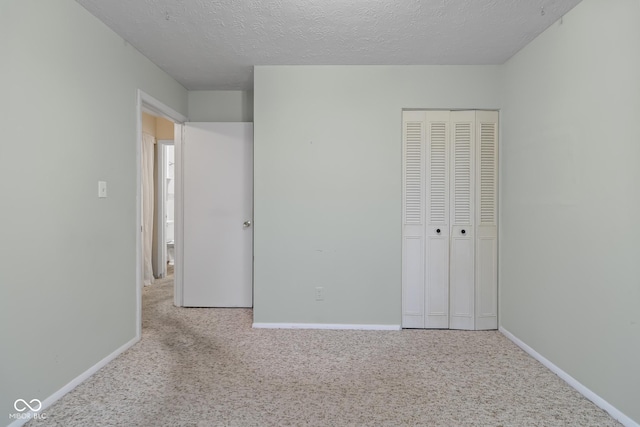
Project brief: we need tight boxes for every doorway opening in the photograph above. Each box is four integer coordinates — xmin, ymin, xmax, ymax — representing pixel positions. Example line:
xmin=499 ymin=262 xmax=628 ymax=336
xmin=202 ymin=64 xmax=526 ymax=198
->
xmin=135 ymin=90 xmax=186 ymax=339
xmin=141 ymin=113 xmax=175 ymax=284
xmin=156 ymin=141 xmax=175 ymax=280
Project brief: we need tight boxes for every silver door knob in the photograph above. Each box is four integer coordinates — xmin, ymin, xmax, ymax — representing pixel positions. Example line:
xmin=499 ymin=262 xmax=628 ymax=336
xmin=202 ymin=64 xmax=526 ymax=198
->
xmin=243 ymin=220 xmax=252 ymax=228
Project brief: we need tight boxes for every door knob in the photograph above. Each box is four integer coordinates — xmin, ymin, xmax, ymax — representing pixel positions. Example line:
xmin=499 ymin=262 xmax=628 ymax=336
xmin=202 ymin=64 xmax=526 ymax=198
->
xmin=436 ymin=228 xmax=441 ymax=234
xmin=243 ymin=220 xmax=252 ymax=228
xmin=461 ymin=229 xmax=466 ymax=235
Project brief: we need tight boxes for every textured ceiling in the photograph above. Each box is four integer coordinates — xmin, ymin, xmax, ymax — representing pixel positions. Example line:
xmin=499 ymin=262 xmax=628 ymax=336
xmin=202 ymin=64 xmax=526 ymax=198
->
xmin=75 ymin=0 xmax=582 ymax=90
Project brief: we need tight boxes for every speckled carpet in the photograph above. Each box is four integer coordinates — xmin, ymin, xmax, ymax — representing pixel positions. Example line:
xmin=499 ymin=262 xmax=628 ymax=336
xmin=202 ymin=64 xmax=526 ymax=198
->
xmin=27 ymin=277 xmax=619 ymax=427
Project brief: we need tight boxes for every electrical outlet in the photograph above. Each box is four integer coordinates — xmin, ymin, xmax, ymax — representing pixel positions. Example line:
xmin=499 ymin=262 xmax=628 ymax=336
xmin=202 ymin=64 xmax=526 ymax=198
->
xmin=314 ymin=286 xmax=324 ymax=301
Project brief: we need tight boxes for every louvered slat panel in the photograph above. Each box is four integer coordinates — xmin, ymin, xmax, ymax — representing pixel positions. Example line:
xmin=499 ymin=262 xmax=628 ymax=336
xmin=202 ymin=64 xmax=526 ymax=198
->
xmin=453 ymin=123 xmax=471 ymax=224
xmin=404 ymin=121 xmax=423 ymax=224
xmin=480 ymin=123 xmax=496 ymax=224
xmin=429 ymin=122 xmax=447 ymax=224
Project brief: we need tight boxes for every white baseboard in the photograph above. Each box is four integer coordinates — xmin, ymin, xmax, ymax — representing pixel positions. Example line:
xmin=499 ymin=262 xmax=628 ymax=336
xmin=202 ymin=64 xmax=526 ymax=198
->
xmin=499 ymin=327 xmax=638 ymax=427
xmin=7 ymin=336 xmax=139 ymax=427
xmin=252 ymin=322 xmax=401 ymax=331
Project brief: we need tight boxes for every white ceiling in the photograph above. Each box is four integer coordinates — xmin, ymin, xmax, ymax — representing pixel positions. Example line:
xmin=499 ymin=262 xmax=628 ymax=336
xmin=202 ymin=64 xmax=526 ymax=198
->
xmin=75 ymin=0 xmax=582 ymax=91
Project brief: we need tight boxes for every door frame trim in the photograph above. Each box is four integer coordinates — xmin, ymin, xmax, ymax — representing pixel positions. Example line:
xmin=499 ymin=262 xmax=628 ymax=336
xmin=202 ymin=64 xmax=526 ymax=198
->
xmin=173 ymin=123 xmax=184 ymax=307
xmin=136 ymin=90 xmax=186 ymax=338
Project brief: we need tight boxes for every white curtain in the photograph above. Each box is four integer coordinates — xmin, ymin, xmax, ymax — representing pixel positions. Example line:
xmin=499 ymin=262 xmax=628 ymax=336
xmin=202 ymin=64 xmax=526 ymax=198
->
xmin=142 ymin=133 xmax=155 ymax=286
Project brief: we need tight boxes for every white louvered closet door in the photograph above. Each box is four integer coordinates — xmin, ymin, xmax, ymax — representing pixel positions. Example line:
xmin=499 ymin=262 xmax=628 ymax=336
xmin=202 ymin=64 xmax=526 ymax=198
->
xmin=401 ymin=110 xmax=498 ymax=330
xmin=402 ymin=111 xmax=426 ymax=328
xmin=475 ymin=111 xmax=499 ymax=330
xmin=449 ymin=111 xmax=476 ymax=330
xmin=424 ymin=111 xmax=450 ymax=328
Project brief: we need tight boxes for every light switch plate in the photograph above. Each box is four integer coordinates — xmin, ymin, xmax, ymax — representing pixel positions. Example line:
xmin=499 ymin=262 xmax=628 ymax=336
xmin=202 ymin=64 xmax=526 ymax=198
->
xmin=98 ymin=181 xmax=107 ymax=198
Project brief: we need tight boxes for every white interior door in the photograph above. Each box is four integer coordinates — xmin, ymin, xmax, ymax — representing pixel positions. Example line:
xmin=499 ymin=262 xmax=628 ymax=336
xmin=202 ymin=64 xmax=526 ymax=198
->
xmin=182 ymin=122 xmax=253 ymax=307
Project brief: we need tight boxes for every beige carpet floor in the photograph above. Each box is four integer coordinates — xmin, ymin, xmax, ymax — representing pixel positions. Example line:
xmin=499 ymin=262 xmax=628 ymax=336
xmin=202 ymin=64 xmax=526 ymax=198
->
xmin=27 ymin=278 xmax=620 ymax=427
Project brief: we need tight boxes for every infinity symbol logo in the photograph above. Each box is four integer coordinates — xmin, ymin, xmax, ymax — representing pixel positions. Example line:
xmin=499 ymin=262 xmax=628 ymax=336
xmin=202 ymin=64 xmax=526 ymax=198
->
xmin=14 ymin=399 xmax=42 ymax=412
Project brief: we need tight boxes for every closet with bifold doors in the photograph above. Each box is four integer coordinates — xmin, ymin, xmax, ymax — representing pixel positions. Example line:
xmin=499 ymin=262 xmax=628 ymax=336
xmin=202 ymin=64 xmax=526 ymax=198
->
xmin=402 ymin=110 xmax=498 ymax=330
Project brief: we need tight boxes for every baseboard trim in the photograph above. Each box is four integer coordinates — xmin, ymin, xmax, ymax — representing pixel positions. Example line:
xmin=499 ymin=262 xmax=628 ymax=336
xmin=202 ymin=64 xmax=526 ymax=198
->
xmin=252 ymin=322 xmax=401 ymax=331
xmin=499 ymin=327 xmax=638 ymax=427
xmin=7 ymin=336 xmax=139 ymax=427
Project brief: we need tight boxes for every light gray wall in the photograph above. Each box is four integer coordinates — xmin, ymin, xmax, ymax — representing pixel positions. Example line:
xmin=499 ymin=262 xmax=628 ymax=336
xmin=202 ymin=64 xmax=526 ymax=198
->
xmin=253 ymin=66 xmax=502 ymax=325
xmin=500 ymin=0 xmax=640 ymax=422
xmin=0 ymin=0 xmax=187 ymax=420
xmin=2 ymin=0 xmax=636 ymax=423
xmin=188 ymin=90 xmax=253 ymax=122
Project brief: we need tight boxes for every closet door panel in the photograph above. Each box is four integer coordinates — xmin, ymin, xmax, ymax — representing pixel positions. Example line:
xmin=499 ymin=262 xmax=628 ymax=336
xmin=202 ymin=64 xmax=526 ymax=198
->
xmin=476 ymin=231 xmax=497 ymax=330
xmin=449 ymin=111 xmax=475 ymax=330
xmin=475 ymin=111 xmax=499 ymax=330
xmin=449 ymin=229 xmax=475 ymax=330
xmin=424 ymin=111 xmax=450 ymax=328
xmin=403 ymin=236 xmax=425 ymax=328
xmin=402 ymin=111 xmax=426 ymax=328
xmin=425 ymin=228 xmax=449 ymax=328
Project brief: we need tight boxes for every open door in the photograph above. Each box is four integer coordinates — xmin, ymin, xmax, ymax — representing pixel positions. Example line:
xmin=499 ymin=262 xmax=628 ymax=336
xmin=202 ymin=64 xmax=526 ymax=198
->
xmin=180 ymin=122 xmax=253 ymax=307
